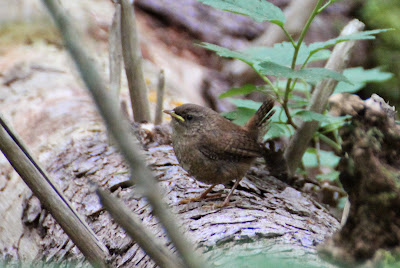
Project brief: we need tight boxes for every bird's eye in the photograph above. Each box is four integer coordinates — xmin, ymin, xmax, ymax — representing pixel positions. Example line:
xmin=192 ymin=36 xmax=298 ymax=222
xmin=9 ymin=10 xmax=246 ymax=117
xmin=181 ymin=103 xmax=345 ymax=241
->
xmin=186 ymin=114 xmax=193 ymax=121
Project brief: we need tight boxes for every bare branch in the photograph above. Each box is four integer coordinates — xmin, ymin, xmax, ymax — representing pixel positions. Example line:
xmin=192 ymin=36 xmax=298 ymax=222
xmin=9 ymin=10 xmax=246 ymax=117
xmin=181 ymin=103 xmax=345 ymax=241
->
xmin=40 ymin=0 xmax=204 ymax=267
xmin=109 ymin=2 xmax=122 ymax=101
xmin=0 ymin=115 xmax=109 ymax=268
xmin=284 ymin=19 xmax=365 ymax=176
xmin=97 ymin=187 xmax=184 ymax=268
xmin=120 ymin=0 xmax=151 ymax=122
xmin=155 ymin=69 xmax=165 ymax=125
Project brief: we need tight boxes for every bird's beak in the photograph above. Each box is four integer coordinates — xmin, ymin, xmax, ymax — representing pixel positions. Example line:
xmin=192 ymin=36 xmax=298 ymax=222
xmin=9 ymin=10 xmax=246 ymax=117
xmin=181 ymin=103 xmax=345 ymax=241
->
xmin=163 ymin=110 xmax=185 ymax=122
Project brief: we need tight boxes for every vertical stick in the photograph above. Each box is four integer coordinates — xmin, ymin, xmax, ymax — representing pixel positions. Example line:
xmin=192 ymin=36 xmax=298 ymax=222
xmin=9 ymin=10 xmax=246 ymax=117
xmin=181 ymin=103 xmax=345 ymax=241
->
xmin=284 ymin=19 xmax=365 ymax=176
xmin=41 ymin=0 xmax=204 ymax=267
xmin=0 ymin=116 xmax=109 ymax=268
xmin=155 ymin=69 xmax=165 ymax=125
xmin=120 ymin=0 xmax=151 ymax=122
xmin=109 ymin=2 xmax=122 ymax=101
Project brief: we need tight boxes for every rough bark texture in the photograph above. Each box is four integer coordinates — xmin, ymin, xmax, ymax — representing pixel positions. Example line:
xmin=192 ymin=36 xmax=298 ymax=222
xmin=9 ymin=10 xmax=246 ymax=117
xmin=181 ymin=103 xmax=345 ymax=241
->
xmin=0 ymin=39 xmax=339 ymax=266
xmin=0 ymin=0 xmax=372 ymax=266
xmin=319 ymin=94 xmax=400 ymax=267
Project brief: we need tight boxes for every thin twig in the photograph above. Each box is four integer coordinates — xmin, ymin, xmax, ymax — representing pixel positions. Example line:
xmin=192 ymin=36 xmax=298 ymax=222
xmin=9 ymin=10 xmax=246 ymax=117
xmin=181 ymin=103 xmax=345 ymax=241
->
xmin=40 ymin=0 xmax=204 ymax=267
xmin=281 ymin=0 xmax=324 ymax=129
xmin=284 ymin=19 xmax=365 ymax=176
xmin=119 ymin=0 xmax=151 ymax=122
xmin=0 ymin=115 xmax=109 ymax=268
xmin=97 ymin=187 xmax=184 ymax=268
xmin=155 ymin=69 xmax=165 ymax=125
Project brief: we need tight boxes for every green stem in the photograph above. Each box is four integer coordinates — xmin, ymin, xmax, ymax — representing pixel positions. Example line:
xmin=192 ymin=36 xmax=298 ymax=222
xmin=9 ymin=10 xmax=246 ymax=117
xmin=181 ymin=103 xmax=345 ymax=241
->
xmin=252 ymin=67 xmax=298 ymax=129
xmin=318 ymin=133 xmax=342 ymax=153
xmin=318 ymin=0 xmax=332 ymax=13
xmin=282 ymin=0 xmax=326 ymax=133
xmin=252 ymin=66 xmax=281 ymax=100
xmin=281 ymin=26 xmax=296 ymax=47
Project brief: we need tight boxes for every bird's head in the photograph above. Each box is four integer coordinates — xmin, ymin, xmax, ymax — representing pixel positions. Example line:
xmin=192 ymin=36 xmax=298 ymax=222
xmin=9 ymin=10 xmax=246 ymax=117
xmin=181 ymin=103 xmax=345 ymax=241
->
xmin=163 ymin=104 xmax=217 ymax=135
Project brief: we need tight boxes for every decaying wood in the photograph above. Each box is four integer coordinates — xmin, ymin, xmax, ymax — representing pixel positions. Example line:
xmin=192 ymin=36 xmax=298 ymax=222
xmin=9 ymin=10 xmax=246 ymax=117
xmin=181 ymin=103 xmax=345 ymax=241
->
xmin=0 ymin=53 xmax=339 ymax=267
xmin=0 ymin=1 xmax=349 ymax=267
xmin=319 ymin=94 xmax=400 ymax=267
xmin=0 ymin=116 xmax=109 ymax=268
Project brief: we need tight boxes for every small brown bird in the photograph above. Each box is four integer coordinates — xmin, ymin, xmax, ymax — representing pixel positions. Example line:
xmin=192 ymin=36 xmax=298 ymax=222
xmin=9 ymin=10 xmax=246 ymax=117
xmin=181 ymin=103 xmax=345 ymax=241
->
xmin=164 ymin=99 xmax=274 ymax=206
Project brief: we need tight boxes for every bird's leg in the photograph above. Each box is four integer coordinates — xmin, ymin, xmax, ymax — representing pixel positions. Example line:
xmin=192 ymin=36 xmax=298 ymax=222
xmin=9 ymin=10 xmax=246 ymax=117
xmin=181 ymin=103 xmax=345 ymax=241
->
xmin=221 ymin=178 xmax=243 ymax=207
xmin=179 ymin=184 xmax=218 ymax=204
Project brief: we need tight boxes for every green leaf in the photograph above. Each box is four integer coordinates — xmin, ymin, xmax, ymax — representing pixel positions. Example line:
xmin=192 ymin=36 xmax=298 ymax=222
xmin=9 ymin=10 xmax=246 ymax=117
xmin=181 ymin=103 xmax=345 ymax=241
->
xmin=287 ymin=95 xmax=310 ymax=108
xmin=256 ymin=61 xmax=349 ymax=83
xmin=222 ymin=107 xmax=256 ymax=126
xmin=228 ymin=98 xmax=262 ymax=110
xmin=316 ymin=170 xmax=340 ymax=182
xmin=219 ymin=84 xmax=269 ymax=98
xmin=270 ymin=105 xmax=288 ymax=122
xmin=244 ymin=42 xmax=330 ymax=66
xmin=302 ymin=148 xmax=340 ymax=168
xmin=334 ymin=67 xmax=393 ymax=94
xmin=276 ymin=80 xmax=312 ymax=94
xmin=264 ymin=122 xmax=294 ymax=139
xmin=293 ymin=110 xmax=329 ymax=122
xmin=197 ymin=0 xmax=285 ymax=25
xmin=338 ymin=197 xmax=348 ymax=209
xmin=309 ymin=29 xmax=392 ymax=55
xmin=198 ymin=43 xmax=254 ymax=64
xmin=200 ymin=42 xmax=330 ymax=70
xmin=319 ymin=115 xmax=351 ymax=133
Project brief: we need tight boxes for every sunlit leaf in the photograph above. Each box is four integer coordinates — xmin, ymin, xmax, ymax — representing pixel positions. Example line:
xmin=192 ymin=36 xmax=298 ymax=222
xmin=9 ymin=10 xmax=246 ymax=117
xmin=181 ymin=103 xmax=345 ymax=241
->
xmin=316 ymin=170 xmax=340 ymax=182
xmin=302 ymin=148 xmax=340 ymax=168
xmin=319 ymin=115 xmax=351 ymax=133
xmin=293 ymin=110 xmax=329 ymax=122
xmin=222 ymin=107 xmax=256 ymax=126
xmin=198 ymin=43 xmax=255 ymax=64
xmin=334 ymin=67 xmax=393 ymax=94
xmin=256 ymin=62 xmax=349 ymax=83
xmin=197 ymin=0 xmax=285 ymax=25
xmin=219 ymin=84 xmax=269 ymax=98
xmin=287 ymin=95 xmax=309 ymax=108
xmin=244 ymin=42 xmax=330 ymax=66
xmin=228 ymin=98 xmax=262 ymax=110
xmin=264 ymin=122 xmax=294 ymax=139
xmin=309 ymin=29 xmax=392 ymax=55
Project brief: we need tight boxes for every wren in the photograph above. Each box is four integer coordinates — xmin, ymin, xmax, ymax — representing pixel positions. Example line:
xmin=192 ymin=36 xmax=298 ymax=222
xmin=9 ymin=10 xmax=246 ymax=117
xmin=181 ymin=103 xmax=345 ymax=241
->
xmin=164 ymin=99 xmax=274 ymax=206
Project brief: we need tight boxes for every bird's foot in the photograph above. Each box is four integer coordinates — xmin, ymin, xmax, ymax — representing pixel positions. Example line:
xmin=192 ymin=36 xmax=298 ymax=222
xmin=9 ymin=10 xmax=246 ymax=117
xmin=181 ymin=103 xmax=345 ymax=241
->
xmin=178 ymin=193 xmax=222 ymax=204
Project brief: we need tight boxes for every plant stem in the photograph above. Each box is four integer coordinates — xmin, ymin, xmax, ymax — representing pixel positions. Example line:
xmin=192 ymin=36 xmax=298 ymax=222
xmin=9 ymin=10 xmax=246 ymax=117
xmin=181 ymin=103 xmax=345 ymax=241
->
xmin=281 ymin=0 xmax=326 ymax=130
xmin=284 ymin=19 xmax=365 ymax=177
xmin=318 ymin=133 xmax=342 ymax=153
xmin=280 ymin=26 xmax=296 ymax=47
xmin=318 ymin=0 xmax=332 ymax=13
xmin=252 ymin=66 xmax=281 ymax=100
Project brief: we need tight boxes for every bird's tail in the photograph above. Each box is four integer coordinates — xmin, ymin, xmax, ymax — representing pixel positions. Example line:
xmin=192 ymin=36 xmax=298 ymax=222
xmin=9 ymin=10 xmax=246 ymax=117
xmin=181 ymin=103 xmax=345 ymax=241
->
xmin=245 ymin=98 xmax=275 ymax=131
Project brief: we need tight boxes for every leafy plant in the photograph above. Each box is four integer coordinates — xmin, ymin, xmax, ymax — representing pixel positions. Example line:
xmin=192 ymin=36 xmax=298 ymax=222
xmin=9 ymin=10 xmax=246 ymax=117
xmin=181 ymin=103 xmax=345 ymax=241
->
xmin=197 ymin=0 xmax=392 ymax=179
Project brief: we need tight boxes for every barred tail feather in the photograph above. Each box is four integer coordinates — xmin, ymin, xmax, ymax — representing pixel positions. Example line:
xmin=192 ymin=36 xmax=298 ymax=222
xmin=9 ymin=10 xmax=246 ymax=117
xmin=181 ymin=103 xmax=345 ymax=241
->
xmin=245 ymin=98 xmax=275 ymax=131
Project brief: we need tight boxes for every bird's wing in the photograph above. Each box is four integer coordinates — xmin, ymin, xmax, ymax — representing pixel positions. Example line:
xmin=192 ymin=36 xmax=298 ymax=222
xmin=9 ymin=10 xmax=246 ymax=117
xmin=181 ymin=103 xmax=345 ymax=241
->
xmin=198 ymin=129 xmax=261 ymax=162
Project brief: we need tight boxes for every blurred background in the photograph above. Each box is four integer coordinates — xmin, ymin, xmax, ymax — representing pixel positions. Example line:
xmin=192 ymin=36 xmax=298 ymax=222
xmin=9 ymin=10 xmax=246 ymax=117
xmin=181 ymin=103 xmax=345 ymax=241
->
xmin=0 ymin=0 xmax=398 ymax=111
